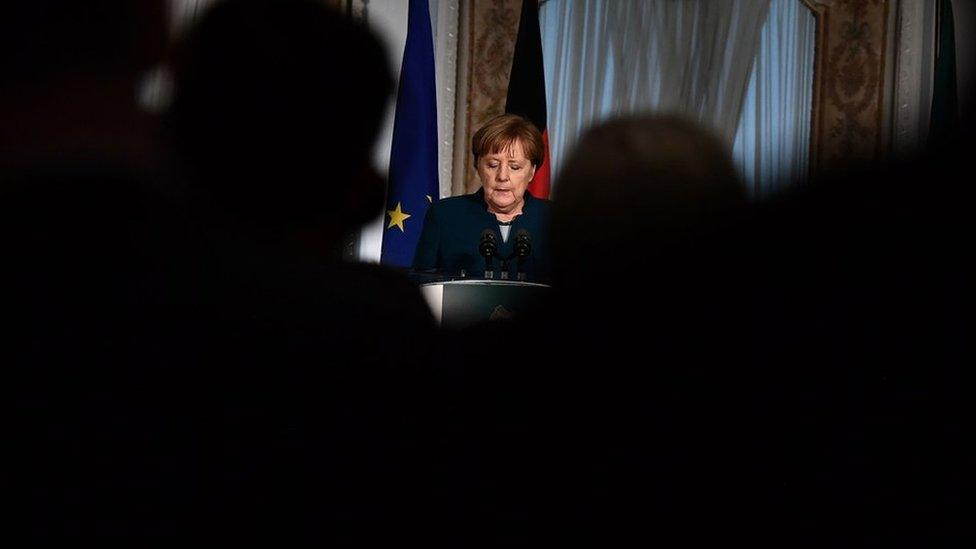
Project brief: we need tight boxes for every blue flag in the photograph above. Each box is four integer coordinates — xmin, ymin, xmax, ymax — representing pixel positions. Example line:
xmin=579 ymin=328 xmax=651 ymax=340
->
xmin=381 ymin=0 xmax=439 ymax=267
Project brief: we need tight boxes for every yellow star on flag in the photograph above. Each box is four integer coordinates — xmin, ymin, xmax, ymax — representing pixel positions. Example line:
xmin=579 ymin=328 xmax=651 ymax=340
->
xmin=386 ymin=201 xmax=412 ymax=232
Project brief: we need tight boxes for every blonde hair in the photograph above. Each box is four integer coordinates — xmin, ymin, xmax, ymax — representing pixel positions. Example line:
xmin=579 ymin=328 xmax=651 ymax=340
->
xmin=471 ymin=114 xmax=544 ymax=168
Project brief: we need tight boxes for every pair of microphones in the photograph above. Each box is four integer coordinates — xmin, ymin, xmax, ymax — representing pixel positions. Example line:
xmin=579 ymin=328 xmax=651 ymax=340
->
xmin=479 ymin=229 xmax=531 ymax=280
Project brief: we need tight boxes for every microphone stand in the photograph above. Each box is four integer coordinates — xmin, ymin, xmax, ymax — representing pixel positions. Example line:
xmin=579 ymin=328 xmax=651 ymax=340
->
xmin=514 ymin=231 xmax=531 ymax=281
xmin=480 ymin=230 xmax=497 ymax=279
xmin=481 ymin=230 xmax=530 ymax=281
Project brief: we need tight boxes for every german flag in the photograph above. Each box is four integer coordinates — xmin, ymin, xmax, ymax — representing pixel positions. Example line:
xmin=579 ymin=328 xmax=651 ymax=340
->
xmin=505 ymin=0 xmax=550 ymax=199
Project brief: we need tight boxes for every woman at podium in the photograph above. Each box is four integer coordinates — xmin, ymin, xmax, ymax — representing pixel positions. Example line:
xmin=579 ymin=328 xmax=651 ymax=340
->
xmin=413 ymin=114 xmax=551 ymax=282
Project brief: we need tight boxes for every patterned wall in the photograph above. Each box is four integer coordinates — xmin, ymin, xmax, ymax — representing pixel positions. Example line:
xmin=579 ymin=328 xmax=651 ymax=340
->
xmin=463 ymin=0 xmax=521 ymax=193
xmin=809 ymin=0 xmax=890 ymax=172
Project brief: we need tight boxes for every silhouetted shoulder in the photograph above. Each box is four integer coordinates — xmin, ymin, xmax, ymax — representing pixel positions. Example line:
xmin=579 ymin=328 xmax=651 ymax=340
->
xmin=314 ymin=261 xmax=437 ymax=325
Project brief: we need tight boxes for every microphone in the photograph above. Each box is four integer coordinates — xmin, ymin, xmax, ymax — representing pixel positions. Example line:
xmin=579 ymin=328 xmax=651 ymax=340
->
xmin=514 ymin=229 xmax=531 ymax=259
xmin=515 ymin=229 xmax=531 ymax=281
xmin=479 ymin=229 xmax=497 ymax=278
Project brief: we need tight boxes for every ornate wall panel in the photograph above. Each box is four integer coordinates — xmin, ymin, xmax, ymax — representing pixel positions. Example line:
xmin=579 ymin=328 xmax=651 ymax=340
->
xmin=810 ymin=0 xmax=891 ymax=172
xmin=461 ymin=0 xmax=521 ymax=193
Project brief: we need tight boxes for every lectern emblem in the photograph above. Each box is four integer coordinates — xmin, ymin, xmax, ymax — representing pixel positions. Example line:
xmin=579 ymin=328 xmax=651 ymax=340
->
xmin=489 ymin=305 xmax=515 ymax=321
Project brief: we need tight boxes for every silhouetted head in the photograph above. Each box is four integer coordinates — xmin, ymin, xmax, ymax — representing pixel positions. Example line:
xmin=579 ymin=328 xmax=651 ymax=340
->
xmin=552 ymin=116 xmax=745 ymax=289
xmin=0 ymin=1 xmax=167 ymax=167
xmin=0 ymin=1 xmax=167 ymax=89
xmin=169 ymin=0 xmax=392 ymax=246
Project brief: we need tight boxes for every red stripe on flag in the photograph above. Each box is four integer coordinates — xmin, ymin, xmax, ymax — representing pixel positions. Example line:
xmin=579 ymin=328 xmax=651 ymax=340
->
xmin=529 ymin=128 xmax=551 ymax=199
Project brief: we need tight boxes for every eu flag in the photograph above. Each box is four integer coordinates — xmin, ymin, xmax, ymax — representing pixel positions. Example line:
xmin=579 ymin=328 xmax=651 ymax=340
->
xmin=381 ymin=0 xmax=439 ymax=267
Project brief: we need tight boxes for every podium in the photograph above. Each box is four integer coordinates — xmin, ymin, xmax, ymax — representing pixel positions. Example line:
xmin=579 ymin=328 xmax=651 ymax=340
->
xmin=419 ymin=279 xmax=551 ymax=329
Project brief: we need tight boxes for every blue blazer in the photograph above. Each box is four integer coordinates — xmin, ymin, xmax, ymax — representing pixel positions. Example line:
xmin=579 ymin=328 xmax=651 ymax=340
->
xmin=412 ymin=189 xmax=552 ymax=282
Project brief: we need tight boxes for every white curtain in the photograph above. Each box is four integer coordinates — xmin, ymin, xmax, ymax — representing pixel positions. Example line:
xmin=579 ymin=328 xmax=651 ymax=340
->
xmin=169 ymin=0 xmax=220 ymax=36
xmin=540 ymin=0 xmax=772 ymax=189
xmin=138 ymin=0 xmax=219 ymax=112
xmin=732 ymin=0 xmax=816 ymax=197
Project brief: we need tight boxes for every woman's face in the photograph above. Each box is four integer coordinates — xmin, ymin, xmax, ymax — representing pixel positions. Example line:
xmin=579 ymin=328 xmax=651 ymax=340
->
xmin=478 ymin=139 xmax=536 ymax=215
